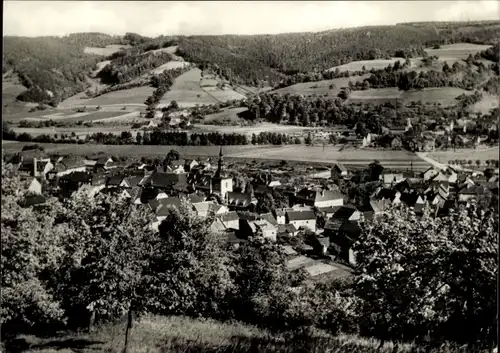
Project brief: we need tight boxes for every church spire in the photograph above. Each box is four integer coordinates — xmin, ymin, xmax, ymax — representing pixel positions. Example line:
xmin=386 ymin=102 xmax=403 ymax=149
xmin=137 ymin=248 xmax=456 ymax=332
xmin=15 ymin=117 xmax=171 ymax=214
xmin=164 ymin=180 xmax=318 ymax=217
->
xmin=215 ymin=145 xmax=224 ymax=178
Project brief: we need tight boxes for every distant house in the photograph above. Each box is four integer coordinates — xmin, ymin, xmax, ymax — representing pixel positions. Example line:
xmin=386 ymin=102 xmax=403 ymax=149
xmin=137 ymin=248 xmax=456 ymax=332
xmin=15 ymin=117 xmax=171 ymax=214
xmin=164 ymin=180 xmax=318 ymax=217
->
xmin=332 ymin=205 xmax=362 ymax=222
xmin=227 ymin=192 xmax=255 ymax=211
xmin=19 ymin=158 xmax=54 ymax=178
xmin=331 ymin=163 xmax=348 ymax=180
xmin=277 ymin=223 xmax=298 ymax=237
xmin=143 ymin=172 xmax=190 ymax=195
xmin=380 ymin=173 xmax=405 ymax=187
xmin=254 ymin=219 xmax=277 ymax=242
xmin=20 ymin=194 xmax=47 ymax=208
xmin=430 ymin=169 xmax=458 ymax=184
xmin=369 ymin=198 xmax=392 ymax=215
xmin=274 ymin=209 xmax=286 ymax=225
xmin=120 ymin=175 xmax=145 ymax=189
xmin=218 ymin=211 xmax=239 ymax=230
xmin=295 ymin=188 xmax=344 ymax=208
xmin=458 ymin=184 xmax=490 ymax=202
xmin=192 ymin=201 xmax=216 ymax=218
xmin=311 ymin=236 xmax=330 ymax=256
xmin=50 ymin=157 xmax=87 ymax=178
xmin=27 ymin=177 xmax=43 ymax=195
xmin=318 ymin=206 xmax=342 ymax=219
xmin=330 ymin=221 xmax=362 ymax=267
xmin=390 ymin=135 xmax=403 ymax=149
xmin=184 ymin=159 xmax=199 ymax=172
xmin=286 ymin=209 xmax=317 ymax=232
xmin=259 ymin=212 xmax=278 ymax=227
xmin=166 ymin=159 xmax=187 ymax=174
xmin=371 ymin=188 xmax=401 ymax=205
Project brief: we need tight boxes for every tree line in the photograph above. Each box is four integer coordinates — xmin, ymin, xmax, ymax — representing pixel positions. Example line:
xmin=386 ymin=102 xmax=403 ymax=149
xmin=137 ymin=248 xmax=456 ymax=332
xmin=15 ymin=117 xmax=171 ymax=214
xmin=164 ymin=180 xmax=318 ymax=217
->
xmin=2 ymin=159 xmax=497 ymax=351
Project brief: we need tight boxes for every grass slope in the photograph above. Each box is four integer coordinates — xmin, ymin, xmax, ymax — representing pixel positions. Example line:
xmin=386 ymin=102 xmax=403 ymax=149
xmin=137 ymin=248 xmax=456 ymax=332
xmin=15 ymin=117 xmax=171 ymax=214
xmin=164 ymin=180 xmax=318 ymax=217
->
xmin=6 ymin=315 xmax=472 ymax=353
xmin=273 ymin=75 xmax=370 ymax=95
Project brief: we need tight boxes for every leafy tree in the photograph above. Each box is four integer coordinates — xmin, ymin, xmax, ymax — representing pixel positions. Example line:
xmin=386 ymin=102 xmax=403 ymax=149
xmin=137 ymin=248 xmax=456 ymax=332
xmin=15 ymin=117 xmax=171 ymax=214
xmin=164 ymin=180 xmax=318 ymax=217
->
xmin=256 ymin=192 xmax=276 ymax=214
xmin=151 ymin=201 xmax=235 ymax=319
xmin=354 ymin=204 xmax=498 ymax=346
xmin=55 ymin=191 xmax=157 ymax=353
xmin=1 ymin=161 xmax=66 ymax=335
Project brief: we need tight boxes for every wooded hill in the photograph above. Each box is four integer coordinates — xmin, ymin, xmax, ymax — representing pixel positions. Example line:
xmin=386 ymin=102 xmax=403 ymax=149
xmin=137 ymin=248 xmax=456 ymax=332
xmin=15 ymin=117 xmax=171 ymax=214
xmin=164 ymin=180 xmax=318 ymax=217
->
xmin=3 ymin=21 xmax=500 ymax=104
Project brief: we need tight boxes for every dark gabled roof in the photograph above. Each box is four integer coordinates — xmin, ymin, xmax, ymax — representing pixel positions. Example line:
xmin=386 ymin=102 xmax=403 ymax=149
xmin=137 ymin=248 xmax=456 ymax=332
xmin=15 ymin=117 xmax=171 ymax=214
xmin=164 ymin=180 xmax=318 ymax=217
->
xmin=400 ymin=192 xmax=421 ymax=207
xmin=21 ymin=194 xmax=47 ymax=208
xmin=95 ymin=156 xmax=112 ymax=165
xmin=318 ymin=206 xmax=342 ymax=215
xmin=278 ymin=223 xmax=298 ymax=234
xmin=154 ymin=197 xmax=184 ymax=217
xmin=260 ymin=212 xmax=278 ymax=226
xmin=324 ymin=218 xmax=344 ymax=232
xmin=374 ymin=188 xmax=399 ymax=201
xmin=333 ymin=163 xmax=347 ymax=172
xmin=107 ymin=174 xmax=125 ymax=186
xmin=227 ymin=192 xmax=252 ymax=207
xmin=122 ymin=175 xmax=144 ymax=188
xmin=146 ymin=172 xmax=188 ymax=189
xmin=60 ymin=157 xmax=87 ymax=170
xmin=187 ymin=193 xmax=205 ymax=204
xmin=286 ymin=210 xmax=316 ymax=221
xmin=296 ymin=188 xmax=344 ymax=203
xmin=61 ymin=171 xmax=92 ymax=183
xmin=219 ymin=211 xmax=239 ymax=222
xmin=339 ymin=221 xmax=361 ymax=241
xmin=332 ymin=205 xmax=358 ymax=220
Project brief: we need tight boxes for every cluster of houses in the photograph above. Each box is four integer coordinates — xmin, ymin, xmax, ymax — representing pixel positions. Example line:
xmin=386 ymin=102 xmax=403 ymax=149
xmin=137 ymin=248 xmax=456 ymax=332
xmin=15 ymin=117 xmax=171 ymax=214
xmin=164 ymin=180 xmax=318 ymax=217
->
xmin=10 ymin=147 xmax=499 ymax=282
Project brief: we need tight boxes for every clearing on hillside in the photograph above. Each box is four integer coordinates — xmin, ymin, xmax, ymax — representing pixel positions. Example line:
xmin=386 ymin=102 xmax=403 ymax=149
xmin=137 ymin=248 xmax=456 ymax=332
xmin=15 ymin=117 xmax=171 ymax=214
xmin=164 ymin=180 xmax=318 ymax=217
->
xmin=468 ymin=93 xmax=500 ymax=114
xmin=158 ymin=68 xmax=219 ymax=108
xmin=424 ymin=43 xmax=493 ymax=60
xmin=149 ymin=61 xmax=191 ymax=74
xmin=348 ymin=87 xmax=472 ymax=106
xmin=83 ymin=44 xmax=132 ymax=56
xmin=194 ymin=122 xmax=318 ymax=136
xmin=202 ymin=107 xmax=248 ymax=124
xmin=59 ymin=86 xmax=155 ymax=108
xmin=273 ymin=75 xmax=370 ymax=95
xmin=328 ymin=58 xmax=407 ymax=72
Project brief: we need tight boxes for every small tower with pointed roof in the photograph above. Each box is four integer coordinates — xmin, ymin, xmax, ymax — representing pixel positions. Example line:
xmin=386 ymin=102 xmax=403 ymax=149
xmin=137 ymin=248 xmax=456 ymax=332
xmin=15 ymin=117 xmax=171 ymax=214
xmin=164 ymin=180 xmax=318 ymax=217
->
xmin=211 ymin=146 xmax=233 ymax=200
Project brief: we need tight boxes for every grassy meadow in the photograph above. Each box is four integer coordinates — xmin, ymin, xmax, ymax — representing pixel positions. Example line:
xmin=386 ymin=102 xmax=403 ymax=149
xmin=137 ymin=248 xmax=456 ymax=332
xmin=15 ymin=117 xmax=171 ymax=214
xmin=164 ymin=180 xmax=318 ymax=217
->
xmin=273 ymin=75 xmax=370 ymax=96
xmin=4 ymin=315 xmax=469 ymax=353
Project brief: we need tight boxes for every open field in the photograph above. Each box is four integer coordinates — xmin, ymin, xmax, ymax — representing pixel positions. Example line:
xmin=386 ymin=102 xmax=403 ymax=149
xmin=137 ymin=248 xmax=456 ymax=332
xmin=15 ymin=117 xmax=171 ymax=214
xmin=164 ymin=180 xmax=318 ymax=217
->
xmin=2 ymin=142 xmax=430 ymax=171
xmin=203 ymin=107 xmax=248 ymax=124
xmin=83 ymin=44 xmax=132 ymax=56
xmin=348 ymin=87 xmax=471 ymax=106
xmin=149 ymin=61 xmax=191 ymax=74
xmin=468 ymin=93 xmax=500 ymax=114
xmin=427 ymin=147 xmax=500 ymax=165
xmin=273 ymin=75 xmax=370 ymax=95
xmin=328 ymin=58 xmax=406 ymax=72
xmin=58 ymin=86 xmax=155 ymax=108
xmin=194 ymin=122 xmax=318 ymax=136
xmin=424 ymin=43 xmax=492 ymax=60
xmin=159 ymin=68 xmax=220 ymax=108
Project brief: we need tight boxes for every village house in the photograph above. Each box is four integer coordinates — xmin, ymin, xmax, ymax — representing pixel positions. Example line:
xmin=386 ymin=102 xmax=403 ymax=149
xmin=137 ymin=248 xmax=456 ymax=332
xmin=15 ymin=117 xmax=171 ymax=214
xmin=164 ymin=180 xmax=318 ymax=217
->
xmin=331 ymin=205 xmax=362 ymax=222
xmin=277 ymin=223 xmax=299 ymax=237
xmin=273 ymin=209 xmax=286 ymax=224
xmin=380 ymin=173 xmax=405 ymax=187
xmin=50 ymin=157 xmax=87 ymax=178
xmin=27 ymin=177 xmax=43 ymax=195
xmin=184 ymin=159 xmax=199 ymax=172
xmin=218 ymin=211 xmax=239 ymax=230
xmin=286 ymin=209 xmax=317 ymax=232
xmin=330 ymin=163 xmax=348 ymax=180
xmin=254 ymin=219 xmax=278 ymax=242
xmin=371 ymin=188 xmax=401 ymax=205
xmin=166 ymin=159 xmax=187 ymax=174
xmin=329 ymin=221 xmax=362 ymax=267
xmin=317 ymin=206 xmax=342 ymax=219
xmin=19 ymin=157 xmax=54 ymax=179
xmin=227 ymin=191 xmax=256 ymax=211
xmin=294 ymin=188 xmax=344 ymax=208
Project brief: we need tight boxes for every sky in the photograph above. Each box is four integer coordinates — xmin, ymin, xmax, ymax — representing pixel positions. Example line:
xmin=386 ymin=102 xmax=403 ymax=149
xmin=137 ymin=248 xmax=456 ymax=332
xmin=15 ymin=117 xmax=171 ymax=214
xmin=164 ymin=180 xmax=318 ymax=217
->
xmin=4 ymin=1 xmax=500 ymax=37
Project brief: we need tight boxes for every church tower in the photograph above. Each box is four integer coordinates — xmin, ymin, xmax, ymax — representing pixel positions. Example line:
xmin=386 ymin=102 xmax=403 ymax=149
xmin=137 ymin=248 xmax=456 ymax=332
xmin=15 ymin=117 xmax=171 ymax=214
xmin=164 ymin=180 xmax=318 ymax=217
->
xmin=211 ymin=146 xmax=233 ymax=200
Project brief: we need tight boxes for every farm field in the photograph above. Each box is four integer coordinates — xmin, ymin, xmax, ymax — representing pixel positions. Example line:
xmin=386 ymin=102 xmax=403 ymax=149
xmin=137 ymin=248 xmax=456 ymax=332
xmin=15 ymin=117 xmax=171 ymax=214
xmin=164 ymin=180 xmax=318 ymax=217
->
xmin=424 ymin=43 xmax=493 ymax=60
xmin=149 ymin=61 xmax=191 ymax=74
xmin=468 ymin=93 xmax=500 ymax=114
xmin=202 ymin=107 xmax=248 ymax=124
xmin=348 ymin=87 xmax=472 ymax=106
xmin=194 ymin=122 xmax=318 ymax=136
xmin=328 ymin=58 xmax=406 ymax=72
xmin=83 ymin=44 xmax=132 ymax=56
xmin=427 ymin=147 xmax=500 ymax=165
xmin=158 ymin=68 xmax=220 ymax=108
xmin=273 ymin=75 xmax=370 ymax=95
xmin=2 ymin=142 xmax=430 ymax=171
xmin=58 ymin=86 xmax=155 ymax=108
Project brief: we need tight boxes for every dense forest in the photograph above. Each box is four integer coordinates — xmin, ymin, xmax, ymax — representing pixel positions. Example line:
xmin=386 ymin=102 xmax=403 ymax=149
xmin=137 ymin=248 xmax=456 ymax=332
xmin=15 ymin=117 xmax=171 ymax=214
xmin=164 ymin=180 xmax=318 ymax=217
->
xmin=5 ymin=21 xmax=498 ymax=104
